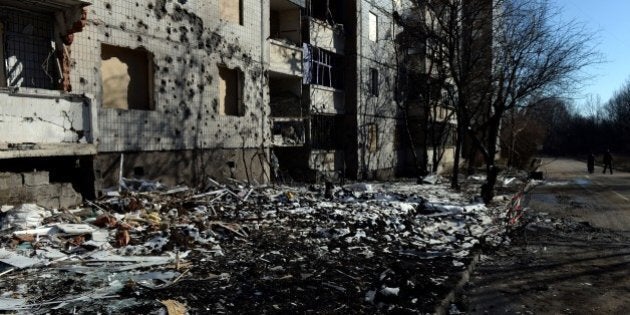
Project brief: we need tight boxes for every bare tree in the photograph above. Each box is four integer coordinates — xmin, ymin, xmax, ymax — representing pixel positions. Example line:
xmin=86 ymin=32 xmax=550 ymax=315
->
xmin=398 ymin=0 xmax=599 ymax=202
xmin=475 ymin=0 xmax=599 ymax=202
xmin=394 ymin=0 xmax=459 ymax=178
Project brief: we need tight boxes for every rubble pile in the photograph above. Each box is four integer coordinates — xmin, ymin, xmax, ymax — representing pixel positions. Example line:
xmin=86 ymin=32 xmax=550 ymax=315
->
xmin=0 ymin=176 xmax=513 ymax=314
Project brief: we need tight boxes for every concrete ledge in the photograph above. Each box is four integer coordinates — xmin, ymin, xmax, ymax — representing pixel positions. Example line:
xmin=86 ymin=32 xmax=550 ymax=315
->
xmin=0 ymin=144 xmax=97 ymax=159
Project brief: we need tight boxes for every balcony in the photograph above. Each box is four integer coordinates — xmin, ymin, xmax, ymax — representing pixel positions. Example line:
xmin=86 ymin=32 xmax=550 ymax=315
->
xmin=271 ymin=118 xmax=306 ymax=147
xmin=0 ymin=88 xmax=97 ymax=159
xmin=269 ymin=39 xmax=303 ymax=77
xmin=309 ymin=85 xmax=345 ymax=114
xmin=308 ymin=150 xmax=344 ymax=173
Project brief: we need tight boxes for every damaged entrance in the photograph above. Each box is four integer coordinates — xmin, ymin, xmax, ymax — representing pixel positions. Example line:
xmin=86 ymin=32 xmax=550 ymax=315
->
xmin=0 ymin=0 xmax=95 ymax=208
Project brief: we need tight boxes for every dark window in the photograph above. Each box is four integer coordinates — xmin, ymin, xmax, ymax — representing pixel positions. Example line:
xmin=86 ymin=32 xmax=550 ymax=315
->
xmin=307 ymin=0 xmax=345 ymax=25
xmin=311 ymin=114 xmax=345 ymax=150
xmin=0 ymin=9 xmax=57 ymax=89
xmin=429 ymin=121 xmax=455 ymax=147
xmin=304 ymin=45 xmax=344 ymax=89
xmin=218 ymin=66 xmax=244 ymax=116
xmin=370 ymin=68 xmax=379 ymax=96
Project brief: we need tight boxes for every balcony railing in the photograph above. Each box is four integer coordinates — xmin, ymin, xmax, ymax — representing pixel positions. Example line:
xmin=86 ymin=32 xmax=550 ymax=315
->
xmin=269 ymin=39 xmax=303 ymax=77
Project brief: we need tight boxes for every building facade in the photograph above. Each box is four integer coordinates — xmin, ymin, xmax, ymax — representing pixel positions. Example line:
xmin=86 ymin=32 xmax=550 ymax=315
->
xmin=272 ymin=0 xmax=411 ymax=182
xmin=0 ymin=0 xmax=466 ymax=207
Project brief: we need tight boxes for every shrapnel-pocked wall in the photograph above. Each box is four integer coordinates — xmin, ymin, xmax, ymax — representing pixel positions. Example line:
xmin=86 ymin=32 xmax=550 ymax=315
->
xmin=70 ymin=0 xmax=271 ymax=188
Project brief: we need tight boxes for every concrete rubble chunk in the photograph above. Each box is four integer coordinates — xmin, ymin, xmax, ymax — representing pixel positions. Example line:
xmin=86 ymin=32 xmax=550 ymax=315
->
xmin=0 ymin=204 xmax=50 ymax=231
xmin=0 ymin=248 xmax=45 ymax=269
xmin=0 ymin=298 xmax=26 ymax=311
xmin=22 ymin=171 xmax=50 ymax=187
xmin=56 ymin=223 xmax=96 ymax=235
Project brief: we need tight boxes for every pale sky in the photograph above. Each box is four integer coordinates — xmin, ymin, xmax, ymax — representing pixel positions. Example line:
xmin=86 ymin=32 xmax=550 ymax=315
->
xmin=553 ymin=0 xmax=630 ymax=108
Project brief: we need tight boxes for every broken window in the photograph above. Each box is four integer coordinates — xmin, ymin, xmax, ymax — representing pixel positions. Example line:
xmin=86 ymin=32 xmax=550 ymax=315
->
xmin=369 ymin=12 xmax=378 ymax=41
xmin=101 ymin=44 xmax=155 ymax=110
xmin=311 ymin=115 xmax=344 ymax=150
xmin=220 ymin=0 xmax=243 ymax=25
xmin=218 ymin=66 xmax=244 ymax=116
xmin=367 ymin=123 xmax=378 ymax=152
xmin=0 ymin=9 xmax=58 ymax=89
xmin=307 ymin=0 xmax=345 ymax=26
xmin=370 ymin=68 xmax=379 ymax=96
xmin=303 ymin=45 xmax=344 ymax=89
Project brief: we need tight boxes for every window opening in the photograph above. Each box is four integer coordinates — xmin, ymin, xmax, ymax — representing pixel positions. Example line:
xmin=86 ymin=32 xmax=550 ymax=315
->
xmin=369 ymin=12 xmax=378 ymax=41
xmin=270 ymin=1 xmax=301 ymax=45
xmin=307 ymin=0 xmax=344 ymax=26
xmin=311 ymin=115 xmax=344 ymax=150
xmin=101 ymin=44 xmax=155 ymax=110
xmin=220 ymin=0 xmax=243 ymax=25
xmin=0 ymin=9 xmax=58 ymax=89
xmin=370 ymin=68 xmax=379 ymax=96
xmin=303 ymin=44 xmax=344 ymax=89
xmin=218 ymin=66 xmax=244 ymax=116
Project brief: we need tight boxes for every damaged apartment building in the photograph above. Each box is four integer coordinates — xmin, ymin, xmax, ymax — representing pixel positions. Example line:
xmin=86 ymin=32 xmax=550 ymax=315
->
xmin=0 ymin=0 xmax=460 ymax=207
xmin=0 ymin=0 xmax=271 ymax=208
xmin=272 ymin=0 xmax=413 ymax=181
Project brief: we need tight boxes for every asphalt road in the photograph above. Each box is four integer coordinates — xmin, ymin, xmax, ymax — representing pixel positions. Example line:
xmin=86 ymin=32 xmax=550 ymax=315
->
xmin=462 ymin=158 xmax=630 ymax=314
xmin=533 ymin=158 xmax=630 ymax=230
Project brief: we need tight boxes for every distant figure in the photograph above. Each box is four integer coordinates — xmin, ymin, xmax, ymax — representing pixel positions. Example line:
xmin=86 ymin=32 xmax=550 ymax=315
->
xmin=587 ymin=152 xmax=595 ymax=174
xmin=603 ymin=149 xmax=613 ymax=174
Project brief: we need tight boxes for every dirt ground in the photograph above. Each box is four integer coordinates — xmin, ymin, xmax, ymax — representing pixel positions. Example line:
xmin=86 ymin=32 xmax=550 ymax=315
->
xmin=0 ymin=180 xmax=498 ymax=314
xmin=461 ymin=158 xmax=630 ymax=314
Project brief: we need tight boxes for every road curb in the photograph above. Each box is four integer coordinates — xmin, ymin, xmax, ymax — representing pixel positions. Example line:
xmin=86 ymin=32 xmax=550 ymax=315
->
xmin=434 ymin=250 xmax=482 ymax=315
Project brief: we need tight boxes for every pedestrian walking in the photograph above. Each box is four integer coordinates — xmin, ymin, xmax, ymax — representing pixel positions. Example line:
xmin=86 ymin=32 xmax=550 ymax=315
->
xmin=602 ymin=149 xmax=613 ymax=174
xmin=587 ymin=152 xmax=595 ymax=174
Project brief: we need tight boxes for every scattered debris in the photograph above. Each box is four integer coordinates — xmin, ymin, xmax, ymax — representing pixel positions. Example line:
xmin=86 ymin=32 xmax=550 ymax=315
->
xmin=161 ymin=299 xmax=187 ymax=315
xmin=0 ymin=176 xmax=518 ymax=313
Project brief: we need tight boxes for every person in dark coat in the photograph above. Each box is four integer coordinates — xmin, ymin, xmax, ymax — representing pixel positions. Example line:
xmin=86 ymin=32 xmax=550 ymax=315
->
xmin=603 ymin=149 xmax=613 ymax=174
xmin=587 ymin=152 xmax=595 ymax=174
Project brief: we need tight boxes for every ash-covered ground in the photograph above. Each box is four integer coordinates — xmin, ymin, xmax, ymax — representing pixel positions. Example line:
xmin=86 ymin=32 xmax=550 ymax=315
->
xmin=0 ymin=176 xmax=521 ymax=314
